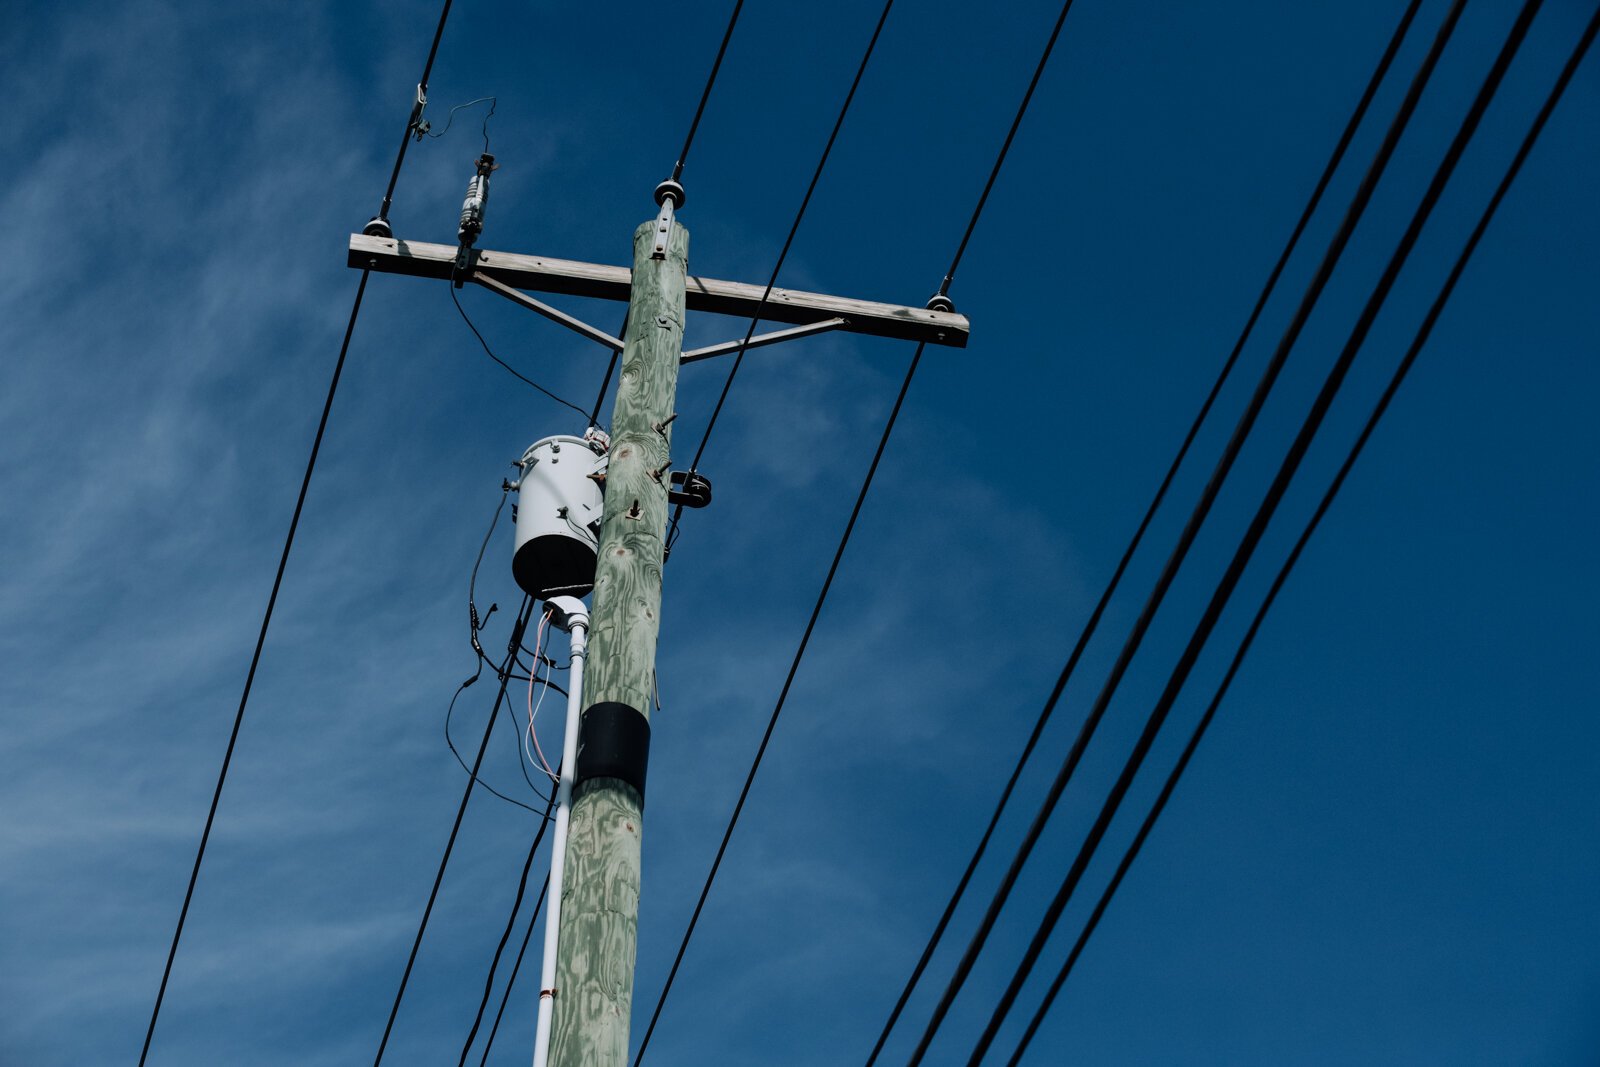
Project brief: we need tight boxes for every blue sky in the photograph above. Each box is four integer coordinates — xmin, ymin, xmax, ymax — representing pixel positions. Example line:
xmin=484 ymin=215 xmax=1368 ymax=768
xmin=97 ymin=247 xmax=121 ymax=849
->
xmin=2 ymin=1 xmax=1597 ymax=1064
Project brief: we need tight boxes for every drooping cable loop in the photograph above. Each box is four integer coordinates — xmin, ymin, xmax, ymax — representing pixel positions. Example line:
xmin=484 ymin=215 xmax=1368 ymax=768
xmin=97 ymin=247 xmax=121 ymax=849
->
xmin=372 ymin=599 xmax=534 ymax=1066
xmin=450 ymin=286 xmax=592 ymax=419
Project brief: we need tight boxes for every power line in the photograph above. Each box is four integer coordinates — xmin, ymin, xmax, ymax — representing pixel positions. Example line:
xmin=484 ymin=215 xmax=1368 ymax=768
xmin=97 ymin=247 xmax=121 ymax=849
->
xmin=666 ymin=0 xmax=898 ymax=552
xmin=373 ymin=598 xmax=534 ymax=1067
xmin=900 ymin=0 xmax=1471 ymax=1060
xmin=635 ymin=341 xmax=927 ymax=1066
xmin=141 ymin=5 xmax=456 ymax=1041
xmin=450 ymin=286 xmax=592 ymax=420
xmin=961 ymin=3 xmax=1546 ymax=1059
xmin=137 ymin=270 xmax=370 ymax=1067
xmin=375 ymin=0 xmax=455 ymax=227
xmin=587 ymin=312 xmax=629 ymax=426
xmin=467 ymin=490 xmax=506 ymax=659
xmin=443 ymin=676 xmax=552 ymax=813
xmin=1002 ymin=17 xmax=1600 ymax=1060
xmin=635 ymin=0 xmax=1082 ymax=1057
xmin=671 ymin=0 xmax=745 ymax=182
xmin=860 ymin=0 xmax=1426 ymax=1058
xmin=458 ymin=788 xmax=559 ymax=1066
xmin=933 ymin=0 xmax=1078 ymax=300
xmin=458 ymin=491 xmax=555 ymax=810
xmin=476 ymin=877 xmax=551 ymax=1066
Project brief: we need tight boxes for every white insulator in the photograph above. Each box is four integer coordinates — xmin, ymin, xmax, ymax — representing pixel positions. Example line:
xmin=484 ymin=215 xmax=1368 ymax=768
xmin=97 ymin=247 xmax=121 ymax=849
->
xmin=513 ymin=435 xmax=605 ymax=599
xmin=458 ymin=172 xmax=487 ymax=246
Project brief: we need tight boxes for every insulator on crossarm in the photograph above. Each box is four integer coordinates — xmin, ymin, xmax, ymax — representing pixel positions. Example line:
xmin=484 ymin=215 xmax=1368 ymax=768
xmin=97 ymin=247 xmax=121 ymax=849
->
xmin=458 ymin=153 xmax=496 ymax=247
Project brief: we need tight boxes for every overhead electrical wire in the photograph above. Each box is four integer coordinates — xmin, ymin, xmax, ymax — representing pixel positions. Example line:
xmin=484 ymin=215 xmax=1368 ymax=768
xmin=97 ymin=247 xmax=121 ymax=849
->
xmin=476 ymin=877 xmax=552 ymax=1066
xmin=137 ymin=3 xmax=456 ymax=1061
xmin=633 ymin=0 xmax=1082 ymax=1059
xmin=373 ymin=598 xmax=534 ymax=1067
xmin=376 ymin=0 xmax=455 ymax=228
xmin=1002 ymin=16 xmax=1600 ymax=1060
xmin=444 ymin=677 xmax=552 ymax=813
xmin=459 ymin=492 xmax=556 ymax=809
xmin=457 ymin=790 xmax=558 ymax=1066
xmin=899 ymin=1 xmax=1473 ymax=1061
xmin=859 ymin=0 xmax=1426 ymax=1058
xmin=956 ymin=3 xmax=1547 ymax=1061
xmin=665 ymin=0 xmax=899 ymax=554
xmin=468 ymin=491 xmax=505 ymax=660
xmin=587 ymin=312 xmax=630 ymax=427
xmin=451 ymin=287 xmax=592 ymax=419
xmin=423 ymin=95 xmax=497 ymax=151
xmin=672 ymin=0 xmax=746 ymax=182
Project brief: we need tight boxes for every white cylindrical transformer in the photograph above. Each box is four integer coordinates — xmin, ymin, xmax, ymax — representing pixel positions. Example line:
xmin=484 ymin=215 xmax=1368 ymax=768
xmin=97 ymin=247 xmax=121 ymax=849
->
xmin=513 ymin=434 xmax=606 ymax=600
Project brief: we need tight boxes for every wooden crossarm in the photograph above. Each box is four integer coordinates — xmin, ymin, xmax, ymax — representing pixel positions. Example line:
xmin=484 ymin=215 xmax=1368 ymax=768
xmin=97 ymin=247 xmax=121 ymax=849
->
xmin=349 ymin=233 xmax=970 ymax=348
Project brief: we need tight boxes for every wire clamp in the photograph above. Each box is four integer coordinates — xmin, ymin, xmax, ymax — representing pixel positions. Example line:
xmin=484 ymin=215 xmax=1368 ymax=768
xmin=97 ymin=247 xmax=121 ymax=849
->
xmin=408 ymin=83 xmax=429 ymax=140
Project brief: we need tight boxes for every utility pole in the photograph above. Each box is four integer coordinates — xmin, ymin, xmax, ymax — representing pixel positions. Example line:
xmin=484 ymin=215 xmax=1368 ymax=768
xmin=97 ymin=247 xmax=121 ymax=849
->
xmin=348 ymin=166 xmax=968 ymax=1066
xmin=548 ymin=211 xmax=687 ymax=1064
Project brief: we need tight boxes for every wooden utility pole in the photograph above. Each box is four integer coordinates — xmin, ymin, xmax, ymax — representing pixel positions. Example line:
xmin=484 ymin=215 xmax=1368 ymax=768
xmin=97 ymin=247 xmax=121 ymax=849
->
xmin=548 ymin=216 xmax=688 ymax=1065
xmin=348 ymin=170 xmax=968 ymax=1065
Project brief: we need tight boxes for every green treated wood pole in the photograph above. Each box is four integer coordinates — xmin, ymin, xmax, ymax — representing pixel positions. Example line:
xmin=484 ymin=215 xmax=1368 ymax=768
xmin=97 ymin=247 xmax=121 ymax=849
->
xmin=549 ymin=217 xmax=687 ymax=1066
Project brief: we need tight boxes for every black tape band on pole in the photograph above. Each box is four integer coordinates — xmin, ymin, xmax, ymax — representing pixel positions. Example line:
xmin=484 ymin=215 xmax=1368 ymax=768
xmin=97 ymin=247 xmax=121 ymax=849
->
xmin=575 ymin=702 xmax=652 ymax=806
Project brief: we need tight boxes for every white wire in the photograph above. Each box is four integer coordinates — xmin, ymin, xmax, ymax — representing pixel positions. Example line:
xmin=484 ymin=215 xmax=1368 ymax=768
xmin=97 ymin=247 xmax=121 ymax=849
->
xmin=525 ymin=609 xmax=559 ymax=783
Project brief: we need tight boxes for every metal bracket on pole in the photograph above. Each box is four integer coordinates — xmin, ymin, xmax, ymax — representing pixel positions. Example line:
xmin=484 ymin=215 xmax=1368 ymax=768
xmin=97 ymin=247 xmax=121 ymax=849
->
xmin=651 ymin=199 xmax=675 ymax=260
xmin=667 ymin=470 xmax=712 ymax=509
xmin=679 ymin=317 xmax=849 ymax=364
xmin=471 ymin=273 xmax=625 ymax=352
xmin=651 ymin=179 xmax=685 ymax=261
